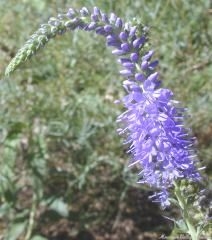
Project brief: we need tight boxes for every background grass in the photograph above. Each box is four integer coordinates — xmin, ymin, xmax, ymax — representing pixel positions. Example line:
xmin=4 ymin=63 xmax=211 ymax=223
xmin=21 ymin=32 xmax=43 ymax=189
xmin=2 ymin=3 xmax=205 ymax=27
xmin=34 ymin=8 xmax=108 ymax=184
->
xmin=0 ymin=0 xmax=211 ymax=239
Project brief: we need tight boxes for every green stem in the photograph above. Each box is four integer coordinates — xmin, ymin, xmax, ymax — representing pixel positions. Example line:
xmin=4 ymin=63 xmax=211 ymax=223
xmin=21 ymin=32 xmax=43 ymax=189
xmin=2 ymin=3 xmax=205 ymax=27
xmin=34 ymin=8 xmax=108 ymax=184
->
xmin=24 ymin=192 xmax=37 ymax=240
xmin=173 ymin=181 xmax=199 ymax=240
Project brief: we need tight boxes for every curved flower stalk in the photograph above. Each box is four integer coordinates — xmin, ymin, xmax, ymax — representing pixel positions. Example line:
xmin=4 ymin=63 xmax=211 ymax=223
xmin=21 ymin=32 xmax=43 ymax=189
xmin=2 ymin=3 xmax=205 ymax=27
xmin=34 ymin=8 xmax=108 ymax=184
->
xmin=5 ymin=7 xmax=201 ymax=209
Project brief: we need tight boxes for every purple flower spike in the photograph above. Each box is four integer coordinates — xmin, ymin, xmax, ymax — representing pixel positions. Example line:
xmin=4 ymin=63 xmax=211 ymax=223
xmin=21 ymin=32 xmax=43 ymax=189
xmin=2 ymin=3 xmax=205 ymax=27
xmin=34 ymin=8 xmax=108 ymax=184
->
xmin=8 ymin=6 xmax=201 ymax=208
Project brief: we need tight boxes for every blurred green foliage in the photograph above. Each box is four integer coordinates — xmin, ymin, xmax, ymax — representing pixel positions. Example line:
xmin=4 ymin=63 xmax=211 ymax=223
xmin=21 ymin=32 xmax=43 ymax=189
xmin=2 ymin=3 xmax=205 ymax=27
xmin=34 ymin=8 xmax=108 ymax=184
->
xmin=0 ymin=0 xmax=211 ymax=239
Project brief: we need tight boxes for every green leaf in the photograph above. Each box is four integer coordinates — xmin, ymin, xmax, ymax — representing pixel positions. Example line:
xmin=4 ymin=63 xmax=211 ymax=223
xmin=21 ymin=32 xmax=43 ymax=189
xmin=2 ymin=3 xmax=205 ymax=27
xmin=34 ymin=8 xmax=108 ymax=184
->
xmin=6 ymin=221 xmax=27 ymax=240
xmin=47 ymin=121 xmax=68 ymax=137
xmin=7 ymin=121 xmax=27 ymax=138
xmin=49 ymin=198 xmax=69 ymax=217
xmin=23 ymin=0 xmax=46 ymax=11
xmin=175 ymin=219 xmax=188 ymax=232
xmin=31 ymin=235 xmax=48 ymax=240
xmin=0 ymin=202 xmax=11 ymax=218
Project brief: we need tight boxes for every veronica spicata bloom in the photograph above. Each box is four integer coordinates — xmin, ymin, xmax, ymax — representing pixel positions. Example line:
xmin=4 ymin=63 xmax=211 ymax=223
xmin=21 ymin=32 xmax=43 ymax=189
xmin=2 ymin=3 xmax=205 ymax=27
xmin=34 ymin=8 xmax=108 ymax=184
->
xmin=5 ymin=6 xmax=201 ymax=208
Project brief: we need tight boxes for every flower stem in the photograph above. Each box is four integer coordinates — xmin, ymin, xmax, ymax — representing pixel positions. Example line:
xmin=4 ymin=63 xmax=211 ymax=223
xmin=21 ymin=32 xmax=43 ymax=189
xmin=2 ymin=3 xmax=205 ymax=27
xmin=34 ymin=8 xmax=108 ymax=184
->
xmin=173 ymin=181 xmax=199 ymax=240
xmin=24 ymin=192 xmax=37 ymax=240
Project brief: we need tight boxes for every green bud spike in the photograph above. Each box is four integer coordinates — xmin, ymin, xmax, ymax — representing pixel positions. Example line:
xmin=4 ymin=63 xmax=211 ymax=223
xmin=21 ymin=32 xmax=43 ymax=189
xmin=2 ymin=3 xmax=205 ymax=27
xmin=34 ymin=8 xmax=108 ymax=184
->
xmin=4 ymin=15 xmax=73 ymax=76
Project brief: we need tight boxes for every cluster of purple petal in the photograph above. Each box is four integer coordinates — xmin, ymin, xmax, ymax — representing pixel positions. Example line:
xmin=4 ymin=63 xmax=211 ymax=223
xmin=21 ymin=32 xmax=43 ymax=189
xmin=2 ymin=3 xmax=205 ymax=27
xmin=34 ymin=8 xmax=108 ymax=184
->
xmin=65 ymin=7 xmax=201 ymax=207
